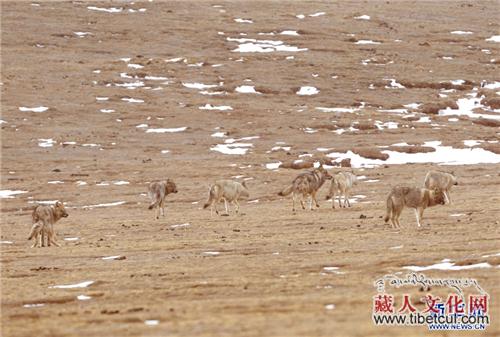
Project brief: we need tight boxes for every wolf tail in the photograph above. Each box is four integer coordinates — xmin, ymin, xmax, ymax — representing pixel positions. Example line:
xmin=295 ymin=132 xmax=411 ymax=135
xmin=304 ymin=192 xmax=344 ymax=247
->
xmin=203 ymin=185 xmax=216 ymax=209
xmin=27 ymin=223 xmax=41 ymax=240
xmin=325 ymin=176 xmax=337 ymax=199
xmin=384 ymin=195 xmax=393 ymax=223
xmin=31 ymin=206 xmax=39 ymax=224
xmin=278 ymin=184 xmax=294 ymax=196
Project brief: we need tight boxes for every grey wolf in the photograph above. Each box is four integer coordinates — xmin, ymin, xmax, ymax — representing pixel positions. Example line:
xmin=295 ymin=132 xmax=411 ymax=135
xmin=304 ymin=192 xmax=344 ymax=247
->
xmin=424 ymin=171 xmax=457 ymax=204
xmin=325 ymin=171 xmax=357 ymax=208
xmin=278 ymin=167 xmax=332 ymax=212
xmin=148 ymin=179 xmax=178 ymax=219
xmin=203 ymin=180 xmax=249 ymax=216
xmin=384 ymin=186 xmax=446 ymax=228
xmin=28 ymin=201 xmax=68 ymax=248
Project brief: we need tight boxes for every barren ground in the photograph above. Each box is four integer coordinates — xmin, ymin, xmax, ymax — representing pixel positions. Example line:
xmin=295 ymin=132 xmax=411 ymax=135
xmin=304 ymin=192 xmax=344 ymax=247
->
xmin=1 ymin=1 xmax=499 ymax=336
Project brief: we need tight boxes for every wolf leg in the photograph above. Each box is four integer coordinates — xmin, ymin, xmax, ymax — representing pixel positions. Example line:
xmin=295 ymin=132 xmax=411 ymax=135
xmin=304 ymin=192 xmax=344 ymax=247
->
xmin=444 ymin=191 xmax=450 ymax=204
xmin=312 ymin=191 xmax=320 ymax=208
xmin=48 ymin=225 xmax=60 ymax=247
xmin=414 ymin=209 xmax=422 ymax=227
xmin=234 ymin=199 xmax=240 ymax=214
xmin=345 ymin=190 xmax=351 ymax=207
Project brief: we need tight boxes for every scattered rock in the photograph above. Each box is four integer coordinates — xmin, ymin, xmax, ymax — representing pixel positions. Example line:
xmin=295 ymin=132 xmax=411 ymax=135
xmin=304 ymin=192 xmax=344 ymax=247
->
xmin=352 ymin=147 xmax=389 ymax=160
xmin=387 ymin=145 xmax=436 ymax=153
xmin=473 ymin=118 xmax=500 ymax=127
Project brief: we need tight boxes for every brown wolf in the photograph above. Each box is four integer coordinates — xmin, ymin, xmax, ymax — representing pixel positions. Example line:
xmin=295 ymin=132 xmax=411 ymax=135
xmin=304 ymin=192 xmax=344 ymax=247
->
xmin=325 ymin=171 xmax=357 ymax=208
xmin=203 ymin=180 xmax=249 ymax=216
xmin=384 ymin=186 xmax=446 ymax=228
xmin=278 ymin=167 xmax=332 ymax=212
xmin=148 ymin=179 xmax=178 ymax=219
xmin=424 ymin=171 xmax=457 ymax=204
xmin=28 ymin=201 xmax=68 ymax=248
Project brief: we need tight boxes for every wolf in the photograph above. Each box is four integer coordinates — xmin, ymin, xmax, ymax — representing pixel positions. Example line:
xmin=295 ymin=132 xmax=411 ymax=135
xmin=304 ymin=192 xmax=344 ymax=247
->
xmin=325 ymin=171 xmax=357 ymax=208
xmin=278 ymin=167 xmax=332 ymax=212
xmin=148 ymin=179 xmax=178 ymax=219
xmin=384 ymin=186 xmax=446 ymax=228
xmin=28 ymin=201 xmax=68 ymax=248
xmin=203 ymin=180 xmax=249 ymax=216
xmin=424 ymin=171 xmax=457 ymax=204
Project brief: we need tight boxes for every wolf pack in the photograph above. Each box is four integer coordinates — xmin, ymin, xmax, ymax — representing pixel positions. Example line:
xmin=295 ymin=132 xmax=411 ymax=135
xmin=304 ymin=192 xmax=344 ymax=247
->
xmin=27 ymin=168 xmax=458 ymax=248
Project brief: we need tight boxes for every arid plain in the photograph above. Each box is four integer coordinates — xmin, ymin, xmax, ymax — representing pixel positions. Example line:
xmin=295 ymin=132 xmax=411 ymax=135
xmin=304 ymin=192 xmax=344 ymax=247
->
xmin=1 ymin=1 xmax=499 ymax=336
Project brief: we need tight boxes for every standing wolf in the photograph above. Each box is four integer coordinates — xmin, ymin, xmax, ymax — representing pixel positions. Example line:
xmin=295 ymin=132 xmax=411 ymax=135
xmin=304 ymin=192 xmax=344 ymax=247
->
xmin=278 ymin=167 xmax=332 ymax=212
xmin=326 ymin=171 xmax=357 ymax=208
xmin=384 ymin=186 xmax=446 ymax=228
xmin=148 ymin=179 xmax=178 ymax=219
xmin=424 ymin=171 xmax=457 ymax=204
xmin=28 ymin=201 xmax=68 ymax=248
xmin=203 ymin=180 xmax=249 ymax=216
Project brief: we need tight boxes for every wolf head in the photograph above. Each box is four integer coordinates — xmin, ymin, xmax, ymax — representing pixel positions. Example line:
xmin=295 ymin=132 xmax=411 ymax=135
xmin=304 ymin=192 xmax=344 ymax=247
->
xmin=55 ymin=201 xmax=69 ymax=218
xmin=166 ymin=179 xmax=178 ymax=194
xmin=317 ymin=166 xmax=333 ymax=180
xmin=432 ymin=188 xmax=446 ymax=205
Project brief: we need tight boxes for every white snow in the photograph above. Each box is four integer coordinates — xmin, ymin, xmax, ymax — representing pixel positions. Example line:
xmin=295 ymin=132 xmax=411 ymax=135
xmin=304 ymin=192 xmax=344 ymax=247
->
xmin=38 ymin=139 xmax=56 ymax=147
xmin=165 ymin=57 xmax=184 ymax=63
xmin=50 ymin=281 xmax=94 ymax=289
xmin=439 ymin=91 xmax=500 ymax=120
xmin=385 ymin=78 xmax=405 ymax=89
xmin=403 ymin=262 xmax=491 ymax=272
xmin=199 ymin=104 xmax=233 ymax=111
xmin=266 ymin=162 xmax=282 ymax=170
xmin=210 ymin=143 xmax=252 ymax=155
xmin=183 ymin=82 xmax=218 ymax=89
xmin=121 ymin=97 xmax=144 ymax=103
xmin=144 ymin=76 xmax=168 ymax=81
xmin=327 ymin=141 xmax=500 ymax=168
xmin=355 ymin=40 xmax=381 ymax=45
xmin=23 ymin=303 xmax=45 ymax=308
xmin=145 ymin=320 xmax=159 ymax=326
xmin=211 ymin=132 xmax=226 ymax=138
xmin=74 ymin=32 xmax=91 ymax=37
xmin=100 ymin=109 xmax=115 ymax=113
xmin=234 ymin=18 xmax=253 ymax=23
xmin=228 ymin=37 xmax=307 ymax=53
xmin=203 ymin=251 xmax=220 ymax=256
xmin=235 ymin=85 xmax=261 ymax=94
xmin=280 ymin=30 xmax=299 ymax=36
xmin=77 ymin=295 xmax=92 ymax=301
xmin=19 ymin=106 xmax=48 ymax=112
xmin=297 ymin=86 xmax=319 ymax=95
xmin=354 ymin=15 xmax=370 ymax=20
xmin=0 ymin=190 xmax=27 ymax=198
xmin=171 ymin=223 xmax=190 ymax=228
xmin=485 ymin=35 xmax=500 ymax=43
xmin=82 ymin=201 xmax=126 ymax=208
xmin=309 ymin=12 xmax=326 ymax=17
xmin=463 ymin=140 xmax=482 ymax=147
xmin=450 ymin=31 xmax=473 ymax=35
xmin=48 ymin=181 xmax=64 ymax=184
xmin=87 ymin=6 xmax=122 ymax=13
xmin=316 ymin=107 xmax=358 ymax=113
xmin=101 ymin=255 xmax=124 ymax=260
xmin=146 ymin=127 xmax=187 ymax=133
